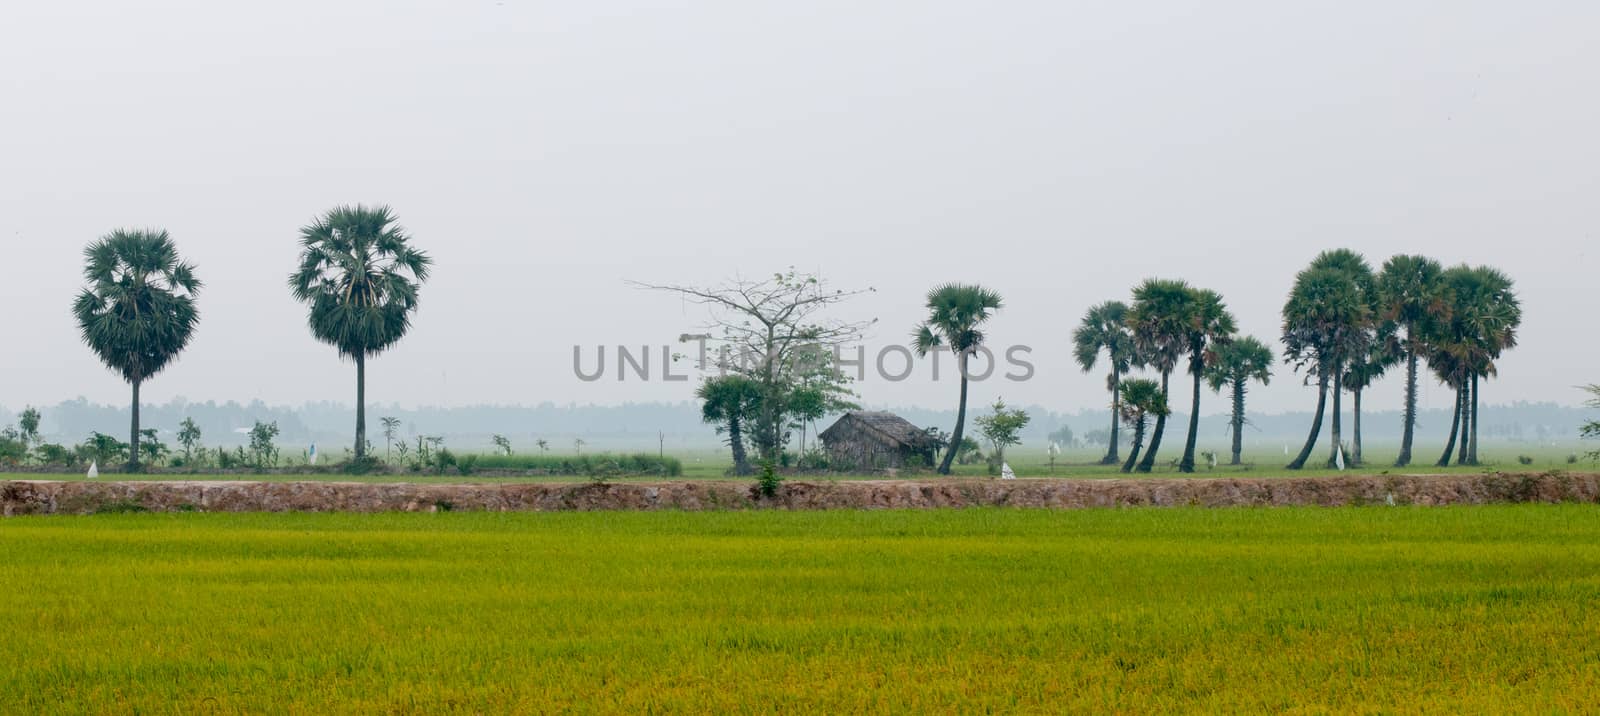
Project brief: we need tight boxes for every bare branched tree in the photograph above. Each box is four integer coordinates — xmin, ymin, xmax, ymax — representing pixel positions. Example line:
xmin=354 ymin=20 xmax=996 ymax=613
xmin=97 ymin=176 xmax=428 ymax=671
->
xmin=632 ymin=269 xmax=874 ymax=464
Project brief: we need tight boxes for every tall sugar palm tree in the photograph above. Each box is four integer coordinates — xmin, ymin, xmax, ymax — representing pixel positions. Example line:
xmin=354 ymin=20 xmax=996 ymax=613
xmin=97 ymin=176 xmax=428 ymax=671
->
xmin=1126 ymin=279 xmax=1193 ymax=473
xmin=1204 ymin=336 xmax=1273 ymax=465
xmin=1072 ymin=301 xmax=1137 ymax=465
xmin=1282 ymin=263 xmax=1369 ymax=470
xmin=1177 ymin=288 xmax=1236 ymax=472
xmin=1439 ymin=266 xmax=1521 ymax=465
xmin=1430 ymin=342 xmax=1471 ymax=467
xmin=1342 ymin=321 xmax=1397 ymax=467
xmin=1117 ymin=378 xmax=1168 ymax=473
xmin=289 ymin=205 xmax=432 ymax=462
xmin=914 ymin=283 xmax=1003 ymax=475
xmin=1311 ymin=250 xmax=1376 ymax=468
xmin=698 ymin=375 xmax=762 ymax=475
xmin=1376 ymin=255 xmax=1450 ymax=467
xmin=73 ymin=229 xmax=201 ymax=472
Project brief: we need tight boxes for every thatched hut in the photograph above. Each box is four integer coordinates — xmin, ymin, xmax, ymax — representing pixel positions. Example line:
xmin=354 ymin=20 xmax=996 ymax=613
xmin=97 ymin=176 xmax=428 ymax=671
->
xmin=818 ymin=411 xmax=939 ymax=470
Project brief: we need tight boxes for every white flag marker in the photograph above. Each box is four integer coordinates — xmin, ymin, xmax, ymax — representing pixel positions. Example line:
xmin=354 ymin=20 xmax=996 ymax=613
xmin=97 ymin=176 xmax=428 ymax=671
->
xmin=87 ymin=461 xmax=99 ymax=479
xmin=1000 ymin=462 xmax=1016 ymax=480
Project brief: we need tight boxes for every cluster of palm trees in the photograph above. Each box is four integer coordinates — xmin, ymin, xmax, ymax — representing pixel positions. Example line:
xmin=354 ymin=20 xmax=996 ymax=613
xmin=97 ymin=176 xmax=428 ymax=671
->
xmin=73 ymin=206 xmax=430 ymax=471
xmin=1073 ymin=280 xmax=1259 ymax=473
xmin=1073 ymin=250 xmax=1521 ymax=472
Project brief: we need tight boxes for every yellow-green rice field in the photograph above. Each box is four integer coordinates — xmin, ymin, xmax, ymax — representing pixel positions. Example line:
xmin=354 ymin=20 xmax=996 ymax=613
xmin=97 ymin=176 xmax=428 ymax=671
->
xmin=3 ymin=506 xmax=1598 ymax=713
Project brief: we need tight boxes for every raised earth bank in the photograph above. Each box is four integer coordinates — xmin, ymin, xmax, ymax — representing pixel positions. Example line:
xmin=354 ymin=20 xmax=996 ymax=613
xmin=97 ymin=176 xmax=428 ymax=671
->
xmin=3 ymin=472 xmax=1598 ymax=516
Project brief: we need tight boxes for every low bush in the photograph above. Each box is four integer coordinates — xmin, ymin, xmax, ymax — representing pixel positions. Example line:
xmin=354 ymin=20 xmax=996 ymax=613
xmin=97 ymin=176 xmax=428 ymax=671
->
xmin=471 ymin=453 xmax=683 ymax=477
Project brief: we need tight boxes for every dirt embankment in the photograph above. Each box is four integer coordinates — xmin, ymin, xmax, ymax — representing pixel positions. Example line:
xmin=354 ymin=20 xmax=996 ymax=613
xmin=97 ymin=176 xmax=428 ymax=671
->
xmin=3 ymin=472 xmax=1598 ymax=516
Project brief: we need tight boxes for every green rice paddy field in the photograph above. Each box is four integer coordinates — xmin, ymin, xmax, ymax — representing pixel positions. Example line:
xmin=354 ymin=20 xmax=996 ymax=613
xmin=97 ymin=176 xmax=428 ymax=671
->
xmin=4 ymin=506 xmax=1600 ymax=713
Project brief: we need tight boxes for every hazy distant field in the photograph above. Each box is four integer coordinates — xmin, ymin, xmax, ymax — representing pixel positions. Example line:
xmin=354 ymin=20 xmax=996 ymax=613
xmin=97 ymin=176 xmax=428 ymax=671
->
xmin=4 ymin=507 xmax=1599 ymax=713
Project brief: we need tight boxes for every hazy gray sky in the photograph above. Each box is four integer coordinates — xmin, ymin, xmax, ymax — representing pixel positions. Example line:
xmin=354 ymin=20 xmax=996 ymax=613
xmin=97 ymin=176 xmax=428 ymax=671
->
xmin=1 ymin=1 xmax=1594 ymax=417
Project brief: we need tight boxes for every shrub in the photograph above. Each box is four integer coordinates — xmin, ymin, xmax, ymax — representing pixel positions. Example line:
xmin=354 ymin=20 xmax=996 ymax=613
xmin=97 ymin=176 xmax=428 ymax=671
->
xmin=756 ymin=460 xmax=782 ymax=498
xmin=1568 ymin=454 xmax=1580 ymax=465
xmin=433 ymin=448 xmax=458 ymax=474
xmin=34 ymin=443 xmax=77 ymax=467
xmin=1518 ymin=455 xmax=1535 ymax=465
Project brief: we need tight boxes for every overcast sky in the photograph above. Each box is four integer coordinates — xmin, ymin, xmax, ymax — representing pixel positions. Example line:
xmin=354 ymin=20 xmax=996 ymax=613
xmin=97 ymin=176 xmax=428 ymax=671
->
xmin=1 ymin=1 xmax=1594 ymax=418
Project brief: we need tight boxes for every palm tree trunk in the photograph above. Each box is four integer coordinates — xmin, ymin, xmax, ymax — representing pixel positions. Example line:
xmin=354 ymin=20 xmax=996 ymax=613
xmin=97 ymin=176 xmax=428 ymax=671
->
xmin=1136 ymin=371 xmax=1171 ymax=473
xmin=1230 ymin=378 xmax=1245 ymax=465
xmin=729 ymin=416 xmax=749 ymax=475
xmin=1468 ymin=373 xmax=1480 ymax=465
xmin=1352 ymin=388 xmax=1363 ymax=467
xmin=1122 ymin=417 xmax=1146 ymax=473
xmin=1456 ymin=377 xmax=1471 ymax=465
xmin=1179 ymin=351 xmax=1202 ymax=473
xmin=938 ymin=367 xmax=969 ymax=475
xmin=1327 ymin=371 xmax=1344 ymax=468
xmin=1437 ymin=387 xmax=1462 ymax=467
xmin=1396 ymin=347 xmax=1418 ymax=467
xmin=355 ymin=353 xmax=367 ymax=460
xmin=1287 ymin=370 xmax=1328 ymax=470
xmin=1102 ymin=367 xmax=1121 ymax=465
xmin=128 ymin=378 xmax=142 ymax=472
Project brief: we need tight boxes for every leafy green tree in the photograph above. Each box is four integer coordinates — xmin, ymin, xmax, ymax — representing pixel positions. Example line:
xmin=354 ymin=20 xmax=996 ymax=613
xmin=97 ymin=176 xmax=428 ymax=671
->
xmin=1177 ymin=288 xmax=1236 ymax=473
xmin=787 ymin=341 xmax=859 ymax=455
xmin=536 ymin=438 xmax=549 ymax=454
xmin=289 ymin=205 xmax=432 ymax=463
xmin=72 ymin=229 xmax=202 ymax=471
xmin=492 ymin=434 xmax=512 ymax=456
xmin=1205 ymin=336 xmax=1273 ymax=465
xmin=697 ymin=375 xmax=762 ymax=475
xmin=0 ymin=428 xmax=24 ymax=466
xmin=177 ymin=417 xmax=202 ymax=462
xmin=1281 ymin=254 xmax=1372 ymax=470
xmin=1117 ymin=379 xmax=1169 ymax=473
xmin=1376 ymin=255 xmax=1450 ymax=466
xmin=138 ymin=428 xmax=169 ymax=466
xmin=913 ymin=284 xmax=1004 ymax=475
xmin=1072 ymin=301 xmax=1137 ymax=465
xmin=1126 ymin=279 xmax=1192 ymax=472
xmin=248 ymin=421 xmax=280 ymax=469
xmin=18 ymin=407 xmax=40 ymax=450
xmin=974 ymin=397 xmax=1030 ymax=470
xmin=78 ymin=432 xmax=129 ymax=466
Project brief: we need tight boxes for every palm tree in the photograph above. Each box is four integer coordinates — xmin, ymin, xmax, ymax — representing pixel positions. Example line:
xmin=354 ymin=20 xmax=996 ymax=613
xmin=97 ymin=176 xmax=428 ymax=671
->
xmin=1341 ymin=331 xmax=1395 ymax=467
xmin=1281 ymin=260 xmax=1370 ymax=470
xmin=1117 ymin=379 xmax=1168 ymax=473
xmin=289 ymin=205 xmax=432 ymax=462
xmin=1204 ymin=336 xmax=1273 ymax=465
xmin=1126 ymin=279 xmax=1192 ymax=472
xmin=1376 ymin=255 xmax=1450 ymax=467
xmin=1430 ymin=342 xmax=1471 ymax=467
xmin=380 ymin=416 xmax=401 ymax=460
xmin=1433 ymin=266 xmax=1520 ymax=466
xmin=913 ymin=284 xmax=1004 ymax=475
xmin=697 ymin=375 xmax=762 ymax=475
xmin=1072 ymin=301 xmax=1137 ymax=465
xmin=1177 ymin=289 xmax=1236 ymax=472
xmin=73 ymin=229 xmax=201 ymax=472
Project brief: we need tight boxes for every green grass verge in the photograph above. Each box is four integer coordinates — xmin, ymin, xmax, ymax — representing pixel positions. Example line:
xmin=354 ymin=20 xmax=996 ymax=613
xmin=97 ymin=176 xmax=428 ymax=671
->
xmin=3 ymin=506 xmax=1599 ymax=712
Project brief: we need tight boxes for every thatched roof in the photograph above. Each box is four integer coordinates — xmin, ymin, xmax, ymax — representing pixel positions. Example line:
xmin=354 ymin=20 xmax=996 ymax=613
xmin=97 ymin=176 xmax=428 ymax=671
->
xmin=819 ymin=411 xmax=934 ymax=448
